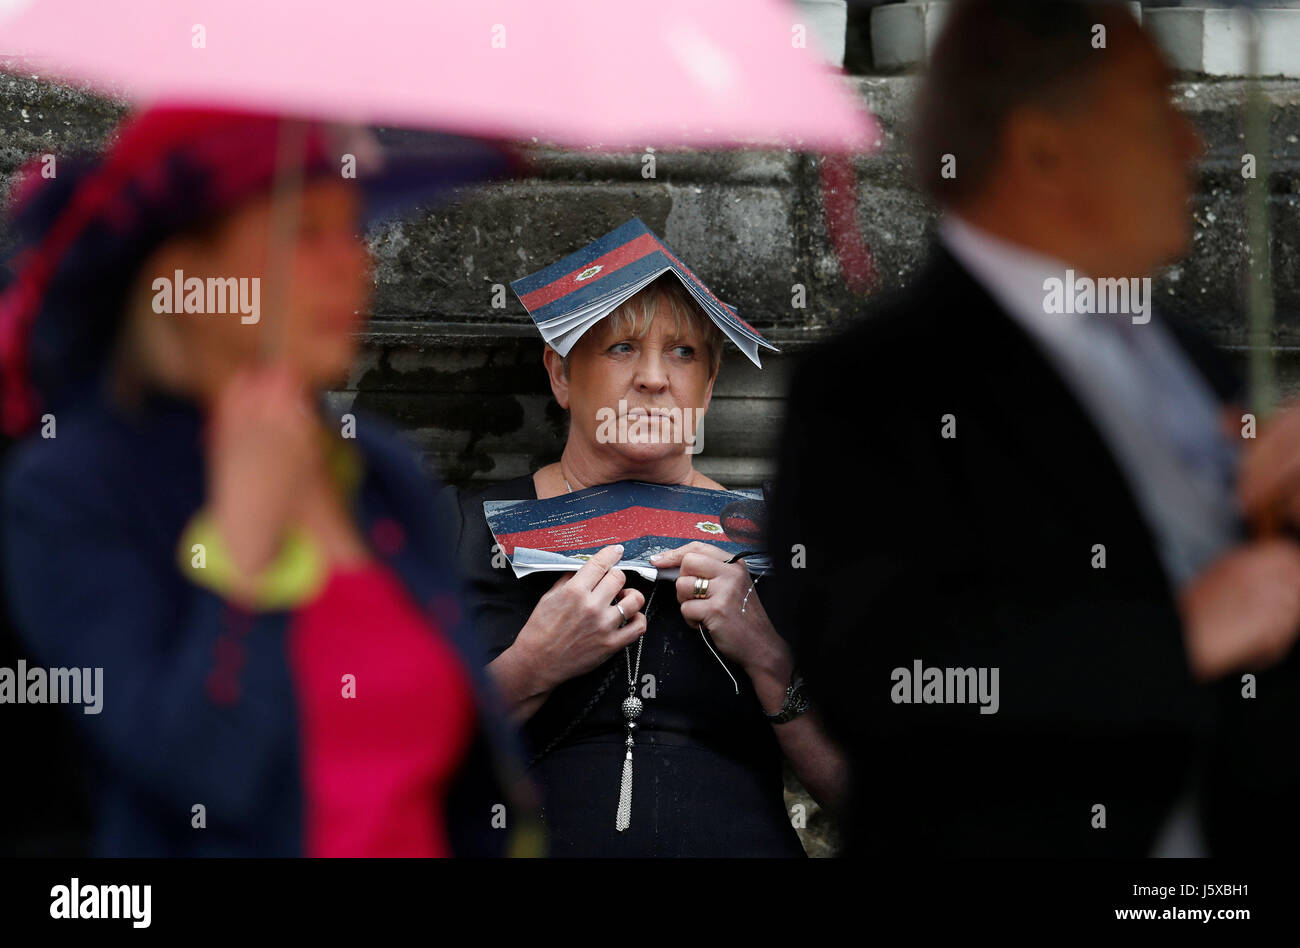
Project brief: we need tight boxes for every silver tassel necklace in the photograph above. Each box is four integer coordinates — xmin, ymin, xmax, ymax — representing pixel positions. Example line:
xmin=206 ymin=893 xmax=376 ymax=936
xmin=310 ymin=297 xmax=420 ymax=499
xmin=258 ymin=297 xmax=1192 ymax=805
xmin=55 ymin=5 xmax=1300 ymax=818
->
xmin=615 ymin=580 xmax=657 ymax=831
xmin=616 ymin=620 xmax=645 ymax=832
xmin=565 ymin=472 xmax=654 ymax=833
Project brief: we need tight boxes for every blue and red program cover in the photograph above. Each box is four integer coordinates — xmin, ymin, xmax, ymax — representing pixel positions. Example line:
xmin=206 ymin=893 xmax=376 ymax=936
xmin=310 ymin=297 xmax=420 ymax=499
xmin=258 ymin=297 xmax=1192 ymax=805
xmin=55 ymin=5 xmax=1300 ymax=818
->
xmin=484 ymin=480 xmax=771 ymax=579
xmin=509 ymin=218 xmax=779 ymax=368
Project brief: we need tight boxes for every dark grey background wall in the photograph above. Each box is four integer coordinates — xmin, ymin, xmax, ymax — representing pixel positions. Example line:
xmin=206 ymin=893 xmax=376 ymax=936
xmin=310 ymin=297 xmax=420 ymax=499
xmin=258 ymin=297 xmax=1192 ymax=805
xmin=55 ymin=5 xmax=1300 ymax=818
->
xmin=5 ymin=71 xmax=1300 ymax=494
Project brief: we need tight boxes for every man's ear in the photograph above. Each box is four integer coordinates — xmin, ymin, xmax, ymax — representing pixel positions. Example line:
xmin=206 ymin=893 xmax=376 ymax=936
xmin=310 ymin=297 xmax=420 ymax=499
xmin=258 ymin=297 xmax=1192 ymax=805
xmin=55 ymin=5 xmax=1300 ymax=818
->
xmin=1002 ymin=106 xmax=1073 ymax=200
xmin=543 ymin=346 xmax=570 ymax=410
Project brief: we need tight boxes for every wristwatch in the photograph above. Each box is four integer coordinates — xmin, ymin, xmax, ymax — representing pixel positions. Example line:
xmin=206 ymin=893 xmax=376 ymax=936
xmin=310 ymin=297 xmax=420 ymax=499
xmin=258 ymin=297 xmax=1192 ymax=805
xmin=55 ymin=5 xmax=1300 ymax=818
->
xmin=764 ymin=671 xmax=810 ymax=724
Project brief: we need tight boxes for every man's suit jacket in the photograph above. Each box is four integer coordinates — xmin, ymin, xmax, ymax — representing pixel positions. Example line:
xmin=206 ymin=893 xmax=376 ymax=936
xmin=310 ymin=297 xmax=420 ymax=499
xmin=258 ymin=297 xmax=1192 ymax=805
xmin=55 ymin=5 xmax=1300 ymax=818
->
xmin=764 ymin=243 xmax=1293 ymax=857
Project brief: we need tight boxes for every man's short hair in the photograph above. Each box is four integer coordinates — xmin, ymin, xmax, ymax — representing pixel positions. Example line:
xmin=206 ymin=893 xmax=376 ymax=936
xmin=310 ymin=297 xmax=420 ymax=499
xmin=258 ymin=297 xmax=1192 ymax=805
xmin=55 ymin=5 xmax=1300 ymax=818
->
xmin=911 ymin=0 xmax=1148 ymax=209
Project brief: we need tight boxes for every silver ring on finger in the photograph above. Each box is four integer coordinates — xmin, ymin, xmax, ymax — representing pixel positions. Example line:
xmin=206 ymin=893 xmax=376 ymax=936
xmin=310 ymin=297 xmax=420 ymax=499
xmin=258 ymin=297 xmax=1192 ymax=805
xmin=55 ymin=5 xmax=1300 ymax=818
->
xmin=615 ymin=601 xmax=628 ymax=626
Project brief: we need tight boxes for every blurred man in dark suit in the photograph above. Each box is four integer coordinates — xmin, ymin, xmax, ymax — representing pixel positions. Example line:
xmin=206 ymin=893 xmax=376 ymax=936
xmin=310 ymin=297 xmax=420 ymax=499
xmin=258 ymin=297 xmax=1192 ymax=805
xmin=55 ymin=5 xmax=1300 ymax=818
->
xmin=766 ymin=0 xmax=1300 ymax=856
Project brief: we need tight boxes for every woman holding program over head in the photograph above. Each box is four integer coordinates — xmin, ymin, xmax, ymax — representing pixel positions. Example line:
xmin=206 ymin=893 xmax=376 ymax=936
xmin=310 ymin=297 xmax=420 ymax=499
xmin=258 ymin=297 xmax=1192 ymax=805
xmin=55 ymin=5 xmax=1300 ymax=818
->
xmin=445 ymin=219 xmax=846 ymax=856
xmin=0 ymin=106 xmax=537 ymax=857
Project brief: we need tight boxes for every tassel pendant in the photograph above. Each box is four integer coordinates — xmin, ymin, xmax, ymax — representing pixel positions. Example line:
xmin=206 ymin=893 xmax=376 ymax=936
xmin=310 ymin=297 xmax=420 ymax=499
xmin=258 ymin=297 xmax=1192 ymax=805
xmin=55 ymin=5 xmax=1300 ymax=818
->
xmin=616 ymin=694 xmax=642 ymax=832
xmin=615 ymin=744 xmax=633 ymax=832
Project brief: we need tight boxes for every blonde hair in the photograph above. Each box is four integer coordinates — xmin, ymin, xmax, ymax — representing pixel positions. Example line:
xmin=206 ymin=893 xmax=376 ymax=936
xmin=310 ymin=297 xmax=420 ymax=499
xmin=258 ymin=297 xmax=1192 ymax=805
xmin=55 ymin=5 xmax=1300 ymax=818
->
xmin=561 ymin=274 xmax=725 ymax=377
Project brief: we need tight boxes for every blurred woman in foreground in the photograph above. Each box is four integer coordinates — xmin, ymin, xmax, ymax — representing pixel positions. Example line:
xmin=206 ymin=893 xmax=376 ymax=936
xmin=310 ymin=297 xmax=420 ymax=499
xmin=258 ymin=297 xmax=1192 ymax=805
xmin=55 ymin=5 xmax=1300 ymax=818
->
xmin=0 ymin=107 xmax=537 ymax=856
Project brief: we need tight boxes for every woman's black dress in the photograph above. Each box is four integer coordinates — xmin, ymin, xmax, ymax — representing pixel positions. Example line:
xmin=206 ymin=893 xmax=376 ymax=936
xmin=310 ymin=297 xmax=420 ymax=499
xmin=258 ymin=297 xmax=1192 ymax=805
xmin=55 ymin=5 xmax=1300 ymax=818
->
xmin=445 ymin=475 xmax=806 ymax=857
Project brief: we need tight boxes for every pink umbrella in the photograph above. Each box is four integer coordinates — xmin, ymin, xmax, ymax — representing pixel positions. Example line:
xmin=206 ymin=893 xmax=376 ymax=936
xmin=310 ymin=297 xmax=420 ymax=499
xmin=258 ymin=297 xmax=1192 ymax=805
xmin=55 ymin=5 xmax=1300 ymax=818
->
xmin=0 ymin=0 xmax=878 ymax=152
xmin=0 ymin=0 xmax=883 ymax=384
